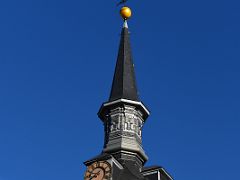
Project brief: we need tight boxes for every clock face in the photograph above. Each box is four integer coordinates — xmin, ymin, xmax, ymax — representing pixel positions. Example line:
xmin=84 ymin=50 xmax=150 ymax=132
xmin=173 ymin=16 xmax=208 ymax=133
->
xmin=84 ymin=161 xmax=111 ymax=180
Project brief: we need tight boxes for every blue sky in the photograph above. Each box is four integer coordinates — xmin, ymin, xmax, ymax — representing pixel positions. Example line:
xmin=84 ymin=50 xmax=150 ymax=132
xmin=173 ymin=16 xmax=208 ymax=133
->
xmin=0 ymin=0 xmax=239 ymax=180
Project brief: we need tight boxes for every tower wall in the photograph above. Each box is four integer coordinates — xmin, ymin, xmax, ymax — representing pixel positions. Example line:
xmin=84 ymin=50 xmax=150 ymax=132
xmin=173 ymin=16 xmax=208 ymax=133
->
xmin=101 ymin=103 xmax=148 ymax=167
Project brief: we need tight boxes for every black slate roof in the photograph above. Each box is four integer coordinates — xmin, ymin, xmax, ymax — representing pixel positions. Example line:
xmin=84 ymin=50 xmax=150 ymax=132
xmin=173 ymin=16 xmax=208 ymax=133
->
xmin=117 ymin=161 xmax=145 ymax=180
xmin=109 ymin=23 xmax=139 ymax=102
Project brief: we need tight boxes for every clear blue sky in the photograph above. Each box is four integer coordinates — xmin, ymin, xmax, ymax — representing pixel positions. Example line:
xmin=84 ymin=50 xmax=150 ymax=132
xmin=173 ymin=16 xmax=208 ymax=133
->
xmin=0 ymin=0 xmax=239 ymax=180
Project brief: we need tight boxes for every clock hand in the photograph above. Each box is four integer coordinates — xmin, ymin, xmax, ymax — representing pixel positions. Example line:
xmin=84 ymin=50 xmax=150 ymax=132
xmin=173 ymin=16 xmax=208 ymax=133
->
xmin=89 ymin=174 xmax=97 ymax=180
xmin=92 ymin=170 xmax=101 ymax=174
xmin=89 ymin=170 xmax=101 ymax=180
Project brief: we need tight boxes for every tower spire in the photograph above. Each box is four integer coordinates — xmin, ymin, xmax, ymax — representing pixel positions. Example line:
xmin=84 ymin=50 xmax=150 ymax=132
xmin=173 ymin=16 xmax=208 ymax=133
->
xmin=98 ymin=7 xmax=150 ymax=170
xmin=109 ymin=20 xmax=139 ymax=102
xmin=84 ymin=4 xmax=173 ymax=180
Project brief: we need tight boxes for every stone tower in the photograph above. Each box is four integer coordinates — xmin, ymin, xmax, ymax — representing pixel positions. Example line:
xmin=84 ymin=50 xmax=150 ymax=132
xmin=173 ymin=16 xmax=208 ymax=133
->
xmin=83 ymin=7 xmax=173 ymax=180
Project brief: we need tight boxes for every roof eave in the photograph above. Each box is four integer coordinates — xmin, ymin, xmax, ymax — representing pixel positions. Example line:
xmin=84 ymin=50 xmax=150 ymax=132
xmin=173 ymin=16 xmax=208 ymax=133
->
xmin=98 ymin=98 xmax=150 ymax=122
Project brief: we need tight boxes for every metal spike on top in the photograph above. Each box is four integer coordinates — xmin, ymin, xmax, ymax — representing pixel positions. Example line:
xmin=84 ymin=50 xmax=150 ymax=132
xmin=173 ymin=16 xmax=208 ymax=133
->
xmin=123 ymin=20 xmax=128 ymax=28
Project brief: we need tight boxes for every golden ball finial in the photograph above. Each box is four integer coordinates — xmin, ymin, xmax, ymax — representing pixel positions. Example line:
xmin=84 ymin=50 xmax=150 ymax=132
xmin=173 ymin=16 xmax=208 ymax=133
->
xmin=120 ymin=6 xmax=132 ymax=20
